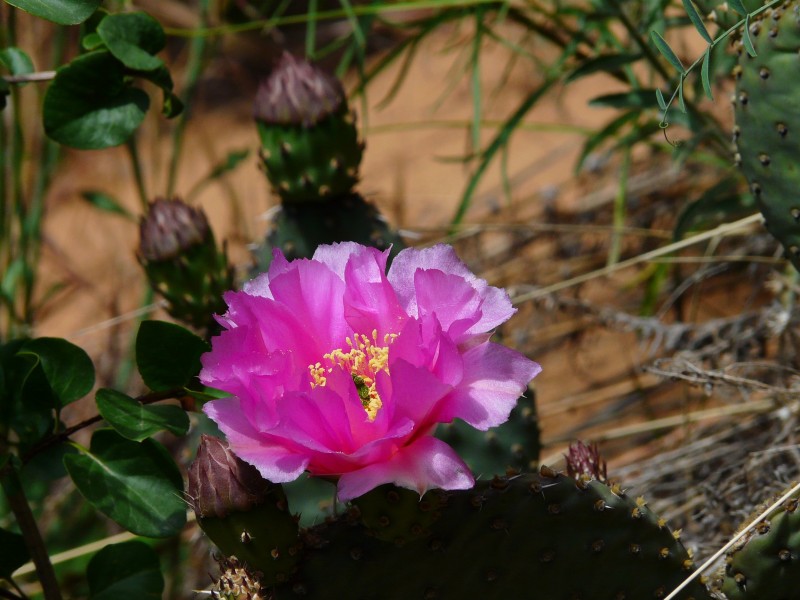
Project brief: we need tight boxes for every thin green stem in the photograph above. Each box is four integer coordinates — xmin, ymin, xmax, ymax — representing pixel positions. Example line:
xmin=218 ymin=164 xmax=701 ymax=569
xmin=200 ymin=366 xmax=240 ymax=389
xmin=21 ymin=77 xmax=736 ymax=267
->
xmin=0 ymin=461 xmax=62 ymax=600
xmin=126 ymin=137 xmax=149 ymax=210
xmin=166 ymin=0 xmax=210 ymax=198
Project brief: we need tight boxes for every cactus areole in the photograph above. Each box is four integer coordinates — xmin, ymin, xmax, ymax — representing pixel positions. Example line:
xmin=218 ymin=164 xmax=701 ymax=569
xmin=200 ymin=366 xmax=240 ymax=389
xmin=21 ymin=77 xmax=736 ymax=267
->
xmin=200 ymin=242 xmax=540 ymax=501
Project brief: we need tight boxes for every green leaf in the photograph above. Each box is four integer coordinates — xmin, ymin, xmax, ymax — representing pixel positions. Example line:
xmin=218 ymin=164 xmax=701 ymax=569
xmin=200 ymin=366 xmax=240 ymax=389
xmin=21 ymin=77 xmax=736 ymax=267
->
xmin=650 ymin=30 xmax=685 ymax=73
xmin=96 ymin=12 xmax=165 ymax=72
xmin=742 ymin=15 xmax=758 ymax=57
xmin=4 ymin=0 xmax=102 ymax=25
xmin=81 ymin=190 xmax=134 ymax=220
xmin=589 ymin=89 xmax=661 ymax=109
xmin=655 ymin=88 xmax=668 ymax=111
xmin=136 ymin=66 xmax=183 ymax=118
xmin=678 ymin=77 xmax=686 ymax=112
xmin=43 ymin=51 xmax=149 ymax=149
xmin=19 ymin=337 xmax=95 ymax=407
xmin=682 ymin=0 xmax=712 ymax=43
xmin=0 ymin=47 xmax=34 ymax=76
xmin=565 ymin=52 xmax=642 ymax=82
xmin=63 ymin=429 xmax=186 ymax=537
xmin=0 ymin=527 xmax=30 ymax=578
xmin=728 ymin=0 xmax=748 ymax=15
xmin=96 ymin=388 xmax=189 ymax=442
xmin=88 ymin=541 xmax=164 ymax=600
xmin=701 ymin=48 xmax=714 ymax=101
xmin=136 ymin=321 xmax=210 ymax=391
xmin=81 ymin=32 xmax=104 ymax=51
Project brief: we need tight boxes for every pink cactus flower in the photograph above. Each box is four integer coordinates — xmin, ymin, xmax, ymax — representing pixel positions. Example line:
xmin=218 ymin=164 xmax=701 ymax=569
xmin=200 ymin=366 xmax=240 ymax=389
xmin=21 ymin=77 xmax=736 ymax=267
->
xmin=200 ymin=243 xmax=540 ymax=501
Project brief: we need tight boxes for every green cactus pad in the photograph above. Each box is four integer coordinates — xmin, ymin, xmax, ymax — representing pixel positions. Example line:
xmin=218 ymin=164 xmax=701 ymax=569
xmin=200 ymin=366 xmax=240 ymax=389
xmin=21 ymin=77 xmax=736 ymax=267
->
xmin=196 ymin=485 xmax=302 ymax=585
xmin=719 ymin=488 xmax=800 ymax=599
xmin=732 ymin=1 xmax=800 ymax=270
xmin=252 ymin=193 xmax=405 ymax=271
xmin=351 ymin=485 xmax=447 ymax=544
xmin=256 ymin=105 xmax=363 ymax=204
xmin=286 ymin=470 xmax=710 ymax=599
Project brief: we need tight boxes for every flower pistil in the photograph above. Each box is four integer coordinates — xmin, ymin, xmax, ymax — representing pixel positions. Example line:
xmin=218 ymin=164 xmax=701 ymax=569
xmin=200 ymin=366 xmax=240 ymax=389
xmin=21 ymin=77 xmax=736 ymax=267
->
xmin=309 ymin=330 xmax=397 ymax=420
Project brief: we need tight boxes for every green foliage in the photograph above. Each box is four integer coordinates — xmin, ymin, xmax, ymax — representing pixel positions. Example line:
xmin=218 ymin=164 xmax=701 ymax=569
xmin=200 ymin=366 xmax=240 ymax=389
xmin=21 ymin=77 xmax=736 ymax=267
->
xmin=43 ymin=51 xmax=149 ymax=149
xmin=0 ymin=526 xmax=29 ymax=578
xmin=87 ymin=541 xmax=164 ymax=600
xmin=135 ymin=320 xmax=210 ymax=391
xmin=95 ymin=388 xmax=189 ymax=442
xmin=80 ymin=191 xmax=135 ymax=220
xmin=17 ymin=337 xmax=95 ymax=408
xmin=3 ymin=0 xmax=102 ymax=25
xmin=63 ymin=429 xmax=186 ymax=537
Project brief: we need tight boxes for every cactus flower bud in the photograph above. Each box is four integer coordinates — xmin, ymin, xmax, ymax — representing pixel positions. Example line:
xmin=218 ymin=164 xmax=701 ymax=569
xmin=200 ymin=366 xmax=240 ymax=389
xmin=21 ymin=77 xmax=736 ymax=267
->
xmin=187 ymin=436 xmax=301 ymax=585
xmin=188 ymin=435 xmax=272 ymax=518
xmin=565 ymin=440 xmax=608 ymax=483
xmin=252 ymin=52 xmax=363 ymax=203
xmin=253 ymin=51 xmax=344 ymax=127
xmin=139 ymin=198 xmax=210 ymax=261
xmin=138 ymin=198 xmax=234 ymax=334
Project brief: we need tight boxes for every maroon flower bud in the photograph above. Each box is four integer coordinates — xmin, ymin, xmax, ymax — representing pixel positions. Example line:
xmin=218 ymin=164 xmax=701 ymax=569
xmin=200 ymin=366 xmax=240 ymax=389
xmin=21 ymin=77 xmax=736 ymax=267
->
xmin=187 ymin=435 xmax=272 ymax=518
xmin=139 ymin=198 xmax=210 ymax=262
xmin=565 ymin=440 xmax=608 ymax=483
xmin=253 ymin=51 xmax=345 ymax=127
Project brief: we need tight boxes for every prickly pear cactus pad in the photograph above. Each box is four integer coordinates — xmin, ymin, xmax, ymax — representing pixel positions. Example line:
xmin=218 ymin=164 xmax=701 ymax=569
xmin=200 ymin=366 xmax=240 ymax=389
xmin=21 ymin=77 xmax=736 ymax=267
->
xmin=254 ymin=52 xmax=363 ymax=203
xmin=253 ymin=193 xmax=405 ymax=271
xmin=718 ymin=489 xmax=800 ymax=599
xmin=732 ymin=0 xmax=800 ymax=270
xmin=288 ymin=470 xmax=710 ymax=600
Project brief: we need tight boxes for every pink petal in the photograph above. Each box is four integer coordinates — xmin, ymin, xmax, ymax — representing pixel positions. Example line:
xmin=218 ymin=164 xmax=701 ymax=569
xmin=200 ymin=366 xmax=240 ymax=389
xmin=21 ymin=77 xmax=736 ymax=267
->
xmin=434 ymin=342 xmax=541 ymax=430
xmin=203 ymin=397 xmax=309 ymax=483
xmin=388 ymin=244 xmax=514 ymax=334
xmin=336 ymin=436 xmax=474 ymax=500
xmin=342 ymin=246 xmax=407 ymax=337
xmin=312 ymin=242 xmax=366 ymax=279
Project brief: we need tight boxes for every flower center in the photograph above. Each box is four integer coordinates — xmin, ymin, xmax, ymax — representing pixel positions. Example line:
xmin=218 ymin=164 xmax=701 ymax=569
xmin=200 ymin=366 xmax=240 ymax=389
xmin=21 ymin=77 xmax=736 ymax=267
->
xmin=309 ymin=329 xmax=397 ymax=421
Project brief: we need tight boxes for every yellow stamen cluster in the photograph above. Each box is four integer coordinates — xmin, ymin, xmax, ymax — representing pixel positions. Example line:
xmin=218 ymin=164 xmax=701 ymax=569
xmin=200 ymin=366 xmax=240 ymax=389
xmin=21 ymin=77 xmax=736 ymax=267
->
xmin=308 ymin=329 xmax=398 ymax=421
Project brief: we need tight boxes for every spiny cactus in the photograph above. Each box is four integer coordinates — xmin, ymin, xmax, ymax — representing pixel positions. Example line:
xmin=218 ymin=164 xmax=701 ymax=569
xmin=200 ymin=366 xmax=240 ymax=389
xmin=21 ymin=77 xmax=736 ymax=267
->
xmin=290 ymin=469 xmax=710 ymax=600
xmin=194 ymin=459 xmax=710 ymax=599
xmin=716 ymin=487 xmax=800 ymax=599
xmin=254 ymin=51 xmax=363 ymax=204
xmin=731 ymin=0 xmax=800 ymax=270
xmin=138 ymin=198 xmax=233 ymax=333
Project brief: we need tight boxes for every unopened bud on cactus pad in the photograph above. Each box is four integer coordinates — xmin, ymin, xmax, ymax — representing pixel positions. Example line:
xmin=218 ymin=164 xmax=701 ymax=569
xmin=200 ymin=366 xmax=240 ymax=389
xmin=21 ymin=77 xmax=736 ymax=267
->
xmin=565 ymin=439 xmax=608 ymax=483
xmin=187 ymin=436 xmax=301 ymax=585
xmin=254 ymin=51 xmax=363 ymax=203
xmin=138 ymin=198 xmax=233 ymax=333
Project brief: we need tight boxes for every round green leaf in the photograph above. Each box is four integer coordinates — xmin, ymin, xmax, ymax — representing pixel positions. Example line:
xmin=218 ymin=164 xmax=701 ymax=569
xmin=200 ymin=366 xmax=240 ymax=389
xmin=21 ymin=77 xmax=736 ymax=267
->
xmin=19 ymin=337 xmax=95 ymax=407
xmin=43 ymin=51 xmax=149 ymax=149
xmin=0 ymin=526 xmax=30 ymax=578
xmin=4 ymin=0 xmax=102 ymax=25
xmin=0 ymin=47 xmax=34 ymax=76
xmin=136 ymin=321 xmax=210 ymax=391
xmin=96 ymin=388 xmax=189 ymax=442
xmin=64 ymin=429 xmax=186 ymax=537
xmin=97 ymin=12 xmax=165 ymax=72
xmin=87 ymin=541 xmax=163 ymax=600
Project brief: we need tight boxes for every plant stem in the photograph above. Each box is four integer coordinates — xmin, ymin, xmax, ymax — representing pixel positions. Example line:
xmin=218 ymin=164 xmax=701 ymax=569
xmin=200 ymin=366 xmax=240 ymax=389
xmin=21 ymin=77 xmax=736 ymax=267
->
xmin=126 ymin=136 xmax=149 ymax=210
xmin=166 ymin=0 xmax=210 ymax=198
xmin=3 ymin=71 xmax=56 ymax=84
xmin=0 ymin=462 xmax=62 ymax=600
